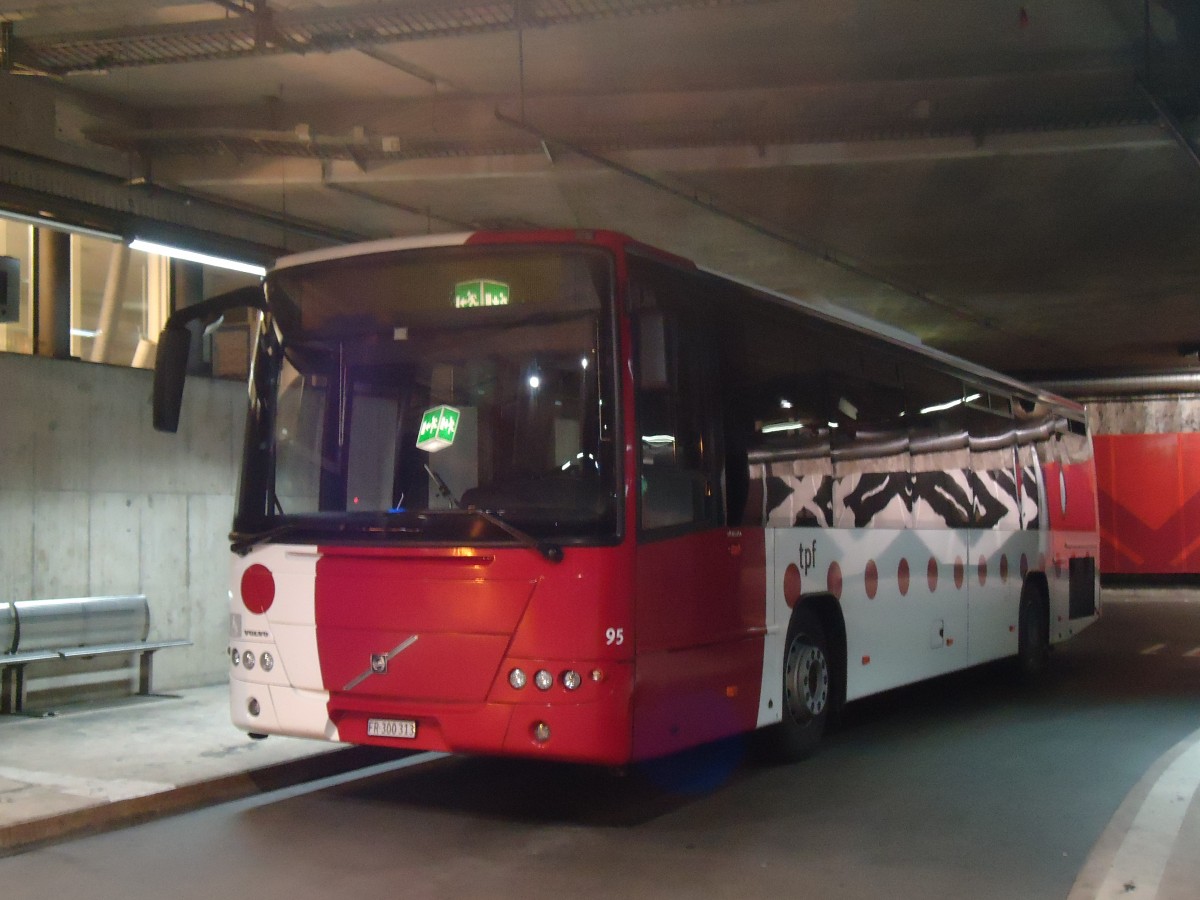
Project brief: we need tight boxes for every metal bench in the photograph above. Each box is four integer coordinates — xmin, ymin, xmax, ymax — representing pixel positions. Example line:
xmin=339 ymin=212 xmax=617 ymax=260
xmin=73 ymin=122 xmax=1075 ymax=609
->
xmin=0 ymin=595 xmax=191 ymax=714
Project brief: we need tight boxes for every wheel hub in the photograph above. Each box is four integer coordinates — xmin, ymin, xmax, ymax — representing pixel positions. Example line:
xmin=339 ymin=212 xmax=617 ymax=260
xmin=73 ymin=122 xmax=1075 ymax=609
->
xmin=785 ymin=637 xmax=829 ymax=723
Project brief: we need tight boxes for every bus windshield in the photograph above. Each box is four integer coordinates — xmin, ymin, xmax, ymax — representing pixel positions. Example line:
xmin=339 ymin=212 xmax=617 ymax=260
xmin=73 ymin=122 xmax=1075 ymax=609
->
xmin=237 ymin=245 xmax=620 ymax=547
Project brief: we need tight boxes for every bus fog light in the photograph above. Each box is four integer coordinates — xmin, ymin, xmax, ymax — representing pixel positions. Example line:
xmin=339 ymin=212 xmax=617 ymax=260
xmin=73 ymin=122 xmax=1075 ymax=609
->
xmin=509 ymin=668 xmax=527 ymax=690
xmin=242 ymin=650 xmax=255 ymax=669
xmin=231 ymin=648 xmax=240 ymax=666
xmin=260 ymin=652 xmax=274 ymax=672
xmin=532 ymin=722 xmax=551 ymax=743
xmin=534 ymin=669 xmax=553 ymax=691
xmin=247 ymin=697 xmax=261 ymax=717
xmin=561 ymin=670 xmax=581 ymax=691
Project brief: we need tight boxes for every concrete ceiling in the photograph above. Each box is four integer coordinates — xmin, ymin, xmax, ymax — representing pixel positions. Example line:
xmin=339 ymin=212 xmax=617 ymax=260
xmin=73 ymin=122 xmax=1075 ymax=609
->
xmin=2 ymin=0 xmax=1199 ymax=380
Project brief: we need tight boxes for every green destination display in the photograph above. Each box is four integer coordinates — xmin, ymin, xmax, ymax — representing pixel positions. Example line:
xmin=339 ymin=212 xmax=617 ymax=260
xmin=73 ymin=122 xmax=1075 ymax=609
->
xmin=416 ymin=405 xmax=461 ymax=452
xmin=454 ymin=279 xmax=510 ymax=308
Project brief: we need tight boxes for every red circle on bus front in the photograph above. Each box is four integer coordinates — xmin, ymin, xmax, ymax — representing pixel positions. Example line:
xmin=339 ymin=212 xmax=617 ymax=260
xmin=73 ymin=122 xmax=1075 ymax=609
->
xmin=898 ymin=558 xmax=910 ymax=596
xmin=927 ymin=558 xmax=939 ymax=593
xmin=865 ymin=560 xmax=879 ymax=599
xmin=954 ymin=557 xmax=965 ymax=590
xmin=1000 ymin=554 xmax=1009 ymax=583
xmin=827 ymin=561 xmax=843 ymax=600
xmin=783 ymin=564 xmax=802 ymax=608
xmin=978 ymin=556 xmax=988 ymax=586
xmin=241 ymin=564 xmax=275 ymax=615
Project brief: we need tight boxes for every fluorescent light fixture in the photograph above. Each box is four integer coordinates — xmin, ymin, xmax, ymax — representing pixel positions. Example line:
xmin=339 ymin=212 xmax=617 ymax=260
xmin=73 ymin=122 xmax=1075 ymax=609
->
xmin=762 ymin=421 xmax=805 ymax=434
xmin=129 ymin=238 xmax=266 ymax=276
xmin=920 ymin=393 xmax=982 ymax=416
xmin=642 ymin=434 xmax=676 ymax=446
xmin=0 ymin=210 xmax=121 ymax=242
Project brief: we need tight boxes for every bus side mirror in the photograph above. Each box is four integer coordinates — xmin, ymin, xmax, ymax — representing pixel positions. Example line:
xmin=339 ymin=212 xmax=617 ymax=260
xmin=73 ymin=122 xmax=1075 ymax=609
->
xmin=153 ymin=324 xmax=191 ymax=433
xmin=149 ymin=284 xmax=268 ymax=434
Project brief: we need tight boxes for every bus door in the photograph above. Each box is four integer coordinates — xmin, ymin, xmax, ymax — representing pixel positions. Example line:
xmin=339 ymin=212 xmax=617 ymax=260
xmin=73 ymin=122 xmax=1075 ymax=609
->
xmin=627 ymin=263 xmax=765 ymax=759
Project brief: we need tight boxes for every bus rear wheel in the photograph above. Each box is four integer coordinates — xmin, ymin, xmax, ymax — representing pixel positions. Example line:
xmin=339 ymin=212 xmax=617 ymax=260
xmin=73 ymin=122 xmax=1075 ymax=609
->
xmin=767 ymin=606 xmax=831 ymax=762
xmin=1016 ymin=582 xmax=1051 ymax=683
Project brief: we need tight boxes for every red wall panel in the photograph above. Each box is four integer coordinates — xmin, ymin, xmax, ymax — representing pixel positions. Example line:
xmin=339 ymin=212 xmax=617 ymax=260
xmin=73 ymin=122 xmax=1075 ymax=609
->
xmin=1095 ymin=434 xmax=1200 ymax=574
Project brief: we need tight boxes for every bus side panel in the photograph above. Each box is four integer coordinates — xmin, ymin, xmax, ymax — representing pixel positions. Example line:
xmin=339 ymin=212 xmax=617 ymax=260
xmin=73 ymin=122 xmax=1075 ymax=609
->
xmin=769 ymin=527 xmax=971 ymax=705
xmin=631 ymin=528 xmax=766 ymax=760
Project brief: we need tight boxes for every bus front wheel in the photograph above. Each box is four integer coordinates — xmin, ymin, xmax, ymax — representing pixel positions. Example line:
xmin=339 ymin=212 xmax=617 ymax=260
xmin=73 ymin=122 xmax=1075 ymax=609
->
xmin=768 ymin=606 xmax=831 ymax=762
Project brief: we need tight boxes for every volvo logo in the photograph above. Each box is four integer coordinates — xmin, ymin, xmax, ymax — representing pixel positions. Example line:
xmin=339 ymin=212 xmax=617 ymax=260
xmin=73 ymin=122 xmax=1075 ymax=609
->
xmin=343 ymin=634 xmax=419 ymax=691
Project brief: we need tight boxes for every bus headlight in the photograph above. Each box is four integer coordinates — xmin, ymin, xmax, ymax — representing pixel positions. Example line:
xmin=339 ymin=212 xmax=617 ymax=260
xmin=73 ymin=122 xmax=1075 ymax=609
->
xmin=509 ymin=668 xmax=527 ymax=690
xmin=561 ymin=670 xmax=582 ymax=691
xmin=534 ymin=669 xmax=554 ymax=691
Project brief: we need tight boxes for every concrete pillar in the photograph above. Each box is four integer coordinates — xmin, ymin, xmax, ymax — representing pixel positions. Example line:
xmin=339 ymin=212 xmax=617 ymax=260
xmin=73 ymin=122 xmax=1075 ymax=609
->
xmin=35 ymin=228 xmax=71 ymax=359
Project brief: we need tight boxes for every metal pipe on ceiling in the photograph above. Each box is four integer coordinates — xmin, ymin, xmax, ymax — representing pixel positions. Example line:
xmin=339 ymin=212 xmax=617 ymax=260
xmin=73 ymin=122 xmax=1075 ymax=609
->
xmin=1034 ymin=371 xmax=1200 ymax=398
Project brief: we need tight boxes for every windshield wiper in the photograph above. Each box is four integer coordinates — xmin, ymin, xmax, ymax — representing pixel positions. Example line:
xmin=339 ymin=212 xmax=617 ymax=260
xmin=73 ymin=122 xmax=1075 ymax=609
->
xmin=425 ymin=464 xmax=564 ymax=564
xmin=230 ymin=522 xmax=314 ymax=557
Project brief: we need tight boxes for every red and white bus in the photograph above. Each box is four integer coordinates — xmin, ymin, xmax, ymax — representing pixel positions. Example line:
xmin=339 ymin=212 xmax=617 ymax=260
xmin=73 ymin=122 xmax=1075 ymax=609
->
xmin=155 ymin=229 xmax=1100 ymax=765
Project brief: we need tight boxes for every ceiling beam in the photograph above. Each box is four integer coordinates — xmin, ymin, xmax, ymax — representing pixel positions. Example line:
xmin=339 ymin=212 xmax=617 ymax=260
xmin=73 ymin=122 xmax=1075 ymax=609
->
xmin=127 ymin=120 xmax=1186 ymax=187
xmin=11 ymin=0 xmax=788 ymax=75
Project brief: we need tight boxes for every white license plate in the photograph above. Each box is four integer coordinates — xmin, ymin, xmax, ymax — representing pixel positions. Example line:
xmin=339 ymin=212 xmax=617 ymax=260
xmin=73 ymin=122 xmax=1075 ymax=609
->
xmin=367 ymin=718 xmax=417 ymax=739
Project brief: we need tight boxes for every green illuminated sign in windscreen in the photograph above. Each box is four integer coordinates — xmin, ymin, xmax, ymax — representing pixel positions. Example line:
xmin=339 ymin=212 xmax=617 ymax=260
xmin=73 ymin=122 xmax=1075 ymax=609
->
xmin=454 ymin=279 xmax=510 ymax=309
xmin=416 ymin=405 xmax=461 ymax=452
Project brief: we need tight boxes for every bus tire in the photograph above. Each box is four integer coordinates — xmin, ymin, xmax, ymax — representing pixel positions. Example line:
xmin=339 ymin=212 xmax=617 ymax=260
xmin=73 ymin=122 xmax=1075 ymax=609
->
xmin=766 ymin=605 xmax=832 ymax=762
xmin=1016 ymin=580 xmax=1051 ymax=683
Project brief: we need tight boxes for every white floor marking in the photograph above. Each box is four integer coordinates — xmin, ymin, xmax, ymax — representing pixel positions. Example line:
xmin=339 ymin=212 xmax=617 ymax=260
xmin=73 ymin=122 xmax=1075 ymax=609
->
xmin=1183 ymin=646 xmax=1200 ymax=658
xmin=1090 ymin=729 xmax=1200 ymax=898
xmin=1139 ymin=643 xmax=1166 ymax=655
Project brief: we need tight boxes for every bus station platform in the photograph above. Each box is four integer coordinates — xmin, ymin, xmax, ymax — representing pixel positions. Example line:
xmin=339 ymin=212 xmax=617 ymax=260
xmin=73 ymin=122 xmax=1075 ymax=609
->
xmin=0 ymin=683 xmax=394 ymax=855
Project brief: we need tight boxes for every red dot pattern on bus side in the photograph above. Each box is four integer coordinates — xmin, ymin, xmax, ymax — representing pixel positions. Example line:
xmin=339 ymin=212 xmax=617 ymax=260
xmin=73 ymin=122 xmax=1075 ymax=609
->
xmin=827 ymin=561 xmax=843 ymax=600
xmin=954 ymin=557 xmax=965 ymax=590
xmin=978 ymin=556 xmax=988 ymax=587
xmin=927 ymin=557 xmax=939 ymax=593
xmin=1000 ymin=554 xmax=1009 ymax=583
xmin=241 ymin=564 xmax=275 ymax=615
xmin=783 ymin=563 xmax=802 ymax=608
xmin=865 ymin=560 xmax=879 ymax=599
xmin=898 ymin=558 xmax=910 ymax=596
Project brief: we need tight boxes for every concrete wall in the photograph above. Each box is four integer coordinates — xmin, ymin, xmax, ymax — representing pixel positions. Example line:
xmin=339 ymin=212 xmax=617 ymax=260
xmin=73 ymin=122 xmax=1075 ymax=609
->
xmin=0 ymin=352 xmax=245 ymax=690
xmin=1087 ymin=394 xmax=1200 ymax=435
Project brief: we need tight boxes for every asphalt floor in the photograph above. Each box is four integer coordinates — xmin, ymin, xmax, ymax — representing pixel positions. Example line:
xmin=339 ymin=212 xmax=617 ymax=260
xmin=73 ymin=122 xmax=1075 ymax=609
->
xmin=1 ymin=654 xmax=1197 ymax=900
